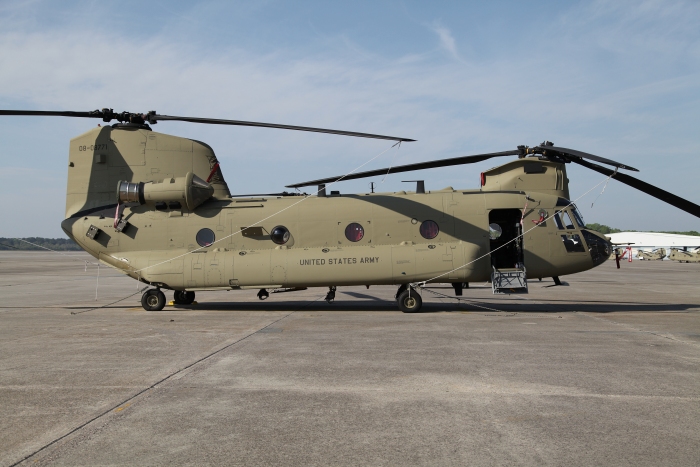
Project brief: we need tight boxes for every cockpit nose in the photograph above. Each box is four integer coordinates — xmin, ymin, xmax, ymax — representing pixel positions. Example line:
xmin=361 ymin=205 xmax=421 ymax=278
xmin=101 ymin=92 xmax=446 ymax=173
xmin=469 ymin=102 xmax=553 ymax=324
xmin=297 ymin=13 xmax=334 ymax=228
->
xmin=581 ymin=229 xmax=611 ymax=267
xmin=60 ymin=217 xmax=77 ymax=241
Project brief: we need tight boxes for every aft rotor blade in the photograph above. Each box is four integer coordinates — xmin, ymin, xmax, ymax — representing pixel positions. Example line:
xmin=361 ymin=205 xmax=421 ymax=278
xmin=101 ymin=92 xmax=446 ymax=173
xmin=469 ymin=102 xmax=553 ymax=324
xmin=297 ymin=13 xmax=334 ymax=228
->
xmin=571 ymin=158 xmax=700 ymax=218
xmin=0 ymin=110 xmax=96 ymax=118
xmin=286 ymin=150 xmax=519 ymax=188
xmin=545 ymin=146 xmax=639 ymax=172
xmin=0 ymin=109 xmax=414 ymax=142
xmin=152 ymin=115 xmax=414 ymax=142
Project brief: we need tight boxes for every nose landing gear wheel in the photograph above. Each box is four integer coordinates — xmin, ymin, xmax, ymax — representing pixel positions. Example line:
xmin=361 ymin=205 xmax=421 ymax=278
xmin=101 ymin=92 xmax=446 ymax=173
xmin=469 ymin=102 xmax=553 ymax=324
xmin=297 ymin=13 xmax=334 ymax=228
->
xmin=142 ymin=289 xmax=166 ymax=311
xmin=396 ymin=288 xmax=422 ymax=313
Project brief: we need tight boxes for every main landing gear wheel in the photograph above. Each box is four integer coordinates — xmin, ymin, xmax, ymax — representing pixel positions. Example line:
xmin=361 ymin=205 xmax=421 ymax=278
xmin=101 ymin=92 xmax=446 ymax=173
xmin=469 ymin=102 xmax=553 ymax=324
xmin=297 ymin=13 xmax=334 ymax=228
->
xmin=142 ymin=289 xmax=166 ymax=311
xmin=397 ymin=288 xmax=422 ymax=313
xmin=173 ymin=290 xmax=195 ymax=305
xmin=325 ymin=286 xmax=336 ymax=303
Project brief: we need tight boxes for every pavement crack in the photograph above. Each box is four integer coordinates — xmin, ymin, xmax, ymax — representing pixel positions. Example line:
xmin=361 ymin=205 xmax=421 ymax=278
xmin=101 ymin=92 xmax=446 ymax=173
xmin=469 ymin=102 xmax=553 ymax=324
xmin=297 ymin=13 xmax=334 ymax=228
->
xmin=577 ymin=312 xmax=700 ymax=348
xmin=8 ymin=295 xmax=324 ymax=467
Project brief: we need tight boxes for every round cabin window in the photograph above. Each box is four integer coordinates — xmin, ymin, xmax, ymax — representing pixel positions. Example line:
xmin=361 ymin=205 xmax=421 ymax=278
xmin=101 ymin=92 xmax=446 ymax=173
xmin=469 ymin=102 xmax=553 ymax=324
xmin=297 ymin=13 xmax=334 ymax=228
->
xmin=489 ymin=223 xmax=502 ymax=240
xmin=196 ymin=228 xmax=215 ymax=247
xmin=270 ymin=226 xmax=290 ymax=245
xmin=345 ymin=223 xmax=364 ymax=242
xmin=419 ymin=220 xmax=439 ymax=239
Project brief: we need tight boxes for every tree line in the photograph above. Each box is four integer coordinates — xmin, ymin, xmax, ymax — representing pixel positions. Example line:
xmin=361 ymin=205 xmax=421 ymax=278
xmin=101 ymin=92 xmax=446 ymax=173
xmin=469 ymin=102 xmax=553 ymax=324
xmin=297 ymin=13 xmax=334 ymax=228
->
xmin=0 ymin=238 xmax=82 ymax=251
xmin=585 ymin=224 xmax=699 ymax=237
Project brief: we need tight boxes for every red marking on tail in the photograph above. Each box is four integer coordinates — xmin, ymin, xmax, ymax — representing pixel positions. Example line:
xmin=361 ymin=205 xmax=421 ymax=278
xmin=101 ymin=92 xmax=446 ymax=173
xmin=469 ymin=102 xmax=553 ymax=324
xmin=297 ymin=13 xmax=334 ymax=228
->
xmin=206 ymin=163 xmax=220 ymax=183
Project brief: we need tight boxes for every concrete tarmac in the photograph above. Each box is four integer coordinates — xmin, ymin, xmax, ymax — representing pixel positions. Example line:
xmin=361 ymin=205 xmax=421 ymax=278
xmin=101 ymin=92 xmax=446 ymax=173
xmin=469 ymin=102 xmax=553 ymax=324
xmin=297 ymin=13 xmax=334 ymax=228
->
xmin=1 ymin=251 xmax=699 ymax=466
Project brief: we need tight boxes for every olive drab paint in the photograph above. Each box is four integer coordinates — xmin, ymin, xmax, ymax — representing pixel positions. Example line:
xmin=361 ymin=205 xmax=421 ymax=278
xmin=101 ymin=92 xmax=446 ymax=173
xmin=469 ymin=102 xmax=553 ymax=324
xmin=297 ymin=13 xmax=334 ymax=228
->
xmin=3 ymin=107 xmax=695 ymax=312
xmin=60 ymin=124 xmax=612 ymax=294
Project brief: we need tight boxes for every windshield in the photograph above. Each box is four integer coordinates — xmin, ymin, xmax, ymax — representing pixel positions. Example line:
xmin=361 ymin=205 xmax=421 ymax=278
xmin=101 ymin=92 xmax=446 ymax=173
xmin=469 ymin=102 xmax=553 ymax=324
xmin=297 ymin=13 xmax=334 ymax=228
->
xmin=571 ymin=204 xmax=586 ymax=228
xmin=562 ymin=211 xmax=575 ymax=230
xmin=553 ymin=212 xmax=564 ymax=229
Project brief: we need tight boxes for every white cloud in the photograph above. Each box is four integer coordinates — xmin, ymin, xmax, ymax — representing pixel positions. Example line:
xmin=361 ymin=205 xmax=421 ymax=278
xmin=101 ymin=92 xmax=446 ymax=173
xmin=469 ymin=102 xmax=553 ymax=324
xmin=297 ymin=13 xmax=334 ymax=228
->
xmin=0 ymin=1 xmax=698 ymax=235
xmin=430 ymin=22 xmax=461 ymax=62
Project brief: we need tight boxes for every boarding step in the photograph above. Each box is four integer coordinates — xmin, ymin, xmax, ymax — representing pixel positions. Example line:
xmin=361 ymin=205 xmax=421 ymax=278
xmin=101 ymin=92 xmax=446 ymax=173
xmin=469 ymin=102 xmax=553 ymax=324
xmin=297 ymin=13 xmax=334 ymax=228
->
xmin=491 ymin=266 xmax=528 ymax=294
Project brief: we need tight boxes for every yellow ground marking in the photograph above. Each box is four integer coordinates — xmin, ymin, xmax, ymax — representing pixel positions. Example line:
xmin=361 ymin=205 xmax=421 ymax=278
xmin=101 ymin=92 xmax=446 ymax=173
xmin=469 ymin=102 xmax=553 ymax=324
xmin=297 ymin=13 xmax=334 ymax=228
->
xmin=114 ymin=403 xmax=131 ymax=412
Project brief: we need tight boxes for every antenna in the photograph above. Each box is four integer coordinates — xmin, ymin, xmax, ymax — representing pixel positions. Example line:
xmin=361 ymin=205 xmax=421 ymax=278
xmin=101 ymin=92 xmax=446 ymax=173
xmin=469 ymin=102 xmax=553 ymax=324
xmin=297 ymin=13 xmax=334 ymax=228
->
xmin=402 ymin=180 xmax=425 ymax=194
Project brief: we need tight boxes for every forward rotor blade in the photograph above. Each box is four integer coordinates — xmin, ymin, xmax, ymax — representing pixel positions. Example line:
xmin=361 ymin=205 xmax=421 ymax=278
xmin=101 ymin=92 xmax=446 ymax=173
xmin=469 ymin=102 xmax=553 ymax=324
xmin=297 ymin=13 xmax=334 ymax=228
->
xmin=286 ymin=150 xmax=519 ymax=188
xmin=545 ymin=146 xmax=639 ymax=172
xmin=153 ymin=114 xmax=415 ymax=142
xmin=571 ymin=158 xmax=700 ymax=218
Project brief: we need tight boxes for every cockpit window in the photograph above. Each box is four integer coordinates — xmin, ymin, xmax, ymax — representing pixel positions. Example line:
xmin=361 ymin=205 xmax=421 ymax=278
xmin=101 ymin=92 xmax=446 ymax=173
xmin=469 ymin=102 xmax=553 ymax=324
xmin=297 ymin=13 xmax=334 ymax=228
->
xmin=553 ymin=213 xmax=564 ymax=230
xmin=570 ymin=204 xmax=585 ymax=228
xmin=562 ymin=211 xmax=575 ymax=230
xmin=561 ymin=234 xmax=586 ymax=252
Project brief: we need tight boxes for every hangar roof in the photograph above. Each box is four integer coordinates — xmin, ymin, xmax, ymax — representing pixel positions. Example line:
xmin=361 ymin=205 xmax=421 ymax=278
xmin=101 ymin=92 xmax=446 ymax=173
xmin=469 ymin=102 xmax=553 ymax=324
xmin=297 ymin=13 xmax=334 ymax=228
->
xmin=607 ymin=232 xmax=700 ymax=248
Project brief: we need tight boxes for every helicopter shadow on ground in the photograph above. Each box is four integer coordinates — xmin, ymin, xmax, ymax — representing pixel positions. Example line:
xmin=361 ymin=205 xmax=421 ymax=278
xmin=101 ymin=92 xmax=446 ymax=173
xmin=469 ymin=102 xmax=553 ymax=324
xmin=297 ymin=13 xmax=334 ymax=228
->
xmin=475 ymin=300 xmax=700 ymax=314
xmin=341 ymin=291 xmax=387 ymax=301
xmin=154 ymin=297 xmax=700 ymax=314
xmin=166 ymin=300 xmax=402 ymax=313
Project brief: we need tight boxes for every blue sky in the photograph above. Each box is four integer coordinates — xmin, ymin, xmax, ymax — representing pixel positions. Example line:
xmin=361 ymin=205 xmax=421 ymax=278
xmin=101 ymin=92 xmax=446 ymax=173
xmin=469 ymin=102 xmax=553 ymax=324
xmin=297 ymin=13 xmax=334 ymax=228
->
xmin=1 ymin=0 xmax=699 ymax=236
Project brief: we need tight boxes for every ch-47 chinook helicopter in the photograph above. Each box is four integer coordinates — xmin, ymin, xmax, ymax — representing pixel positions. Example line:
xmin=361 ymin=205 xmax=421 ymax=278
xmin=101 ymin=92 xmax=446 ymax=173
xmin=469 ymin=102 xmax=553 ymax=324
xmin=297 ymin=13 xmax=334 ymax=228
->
xmin=669 ymin=247 xmax=700 ymax=263
xmin=637 ymin=248 xmax=667 ymax=260
xmin=3 ymin=108 xmax=700 ymax=313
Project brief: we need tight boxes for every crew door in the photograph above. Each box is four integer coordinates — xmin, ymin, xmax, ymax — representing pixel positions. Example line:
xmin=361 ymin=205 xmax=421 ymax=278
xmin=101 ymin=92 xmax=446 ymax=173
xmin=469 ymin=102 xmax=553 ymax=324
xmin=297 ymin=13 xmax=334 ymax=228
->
xmin=488 ymin=209 xmax=524 ymax=269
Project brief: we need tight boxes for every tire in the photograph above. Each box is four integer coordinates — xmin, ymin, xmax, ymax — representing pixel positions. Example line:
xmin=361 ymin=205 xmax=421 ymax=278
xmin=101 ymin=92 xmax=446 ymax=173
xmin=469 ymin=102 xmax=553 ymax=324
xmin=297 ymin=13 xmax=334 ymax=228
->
xmin=173 ymin=290 xmax=186 ymax=305
xmin=397 ymin=288 xmax=423 ymax=313
xmin=142 ymin=289 xmax=166 ymax=311
xmin=181 ymin=291 xmax=195 ymax=305
xmin=173 ymin=290 xmax=195 ymax=305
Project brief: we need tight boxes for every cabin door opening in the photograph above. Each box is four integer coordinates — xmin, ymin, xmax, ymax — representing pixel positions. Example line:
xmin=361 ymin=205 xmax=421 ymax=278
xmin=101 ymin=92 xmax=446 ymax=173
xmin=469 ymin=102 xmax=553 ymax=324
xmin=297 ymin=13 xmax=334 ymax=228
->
xmin=488 ymin=209 xmax=524 ymax=269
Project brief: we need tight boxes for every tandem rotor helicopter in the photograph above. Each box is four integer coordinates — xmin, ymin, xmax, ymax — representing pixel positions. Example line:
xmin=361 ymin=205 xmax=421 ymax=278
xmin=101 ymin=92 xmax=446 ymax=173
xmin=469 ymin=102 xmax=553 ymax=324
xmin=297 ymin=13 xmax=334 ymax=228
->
xmin=2 ymin=108 xmax=699 ymax=312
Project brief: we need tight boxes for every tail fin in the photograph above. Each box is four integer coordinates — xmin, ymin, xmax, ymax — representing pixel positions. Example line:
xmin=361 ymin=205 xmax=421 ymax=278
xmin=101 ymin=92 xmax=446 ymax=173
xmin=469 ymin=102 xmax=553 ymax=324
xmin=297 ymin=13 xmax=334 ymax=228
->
xmin=65 ymin=125 xmax=230 ymax=218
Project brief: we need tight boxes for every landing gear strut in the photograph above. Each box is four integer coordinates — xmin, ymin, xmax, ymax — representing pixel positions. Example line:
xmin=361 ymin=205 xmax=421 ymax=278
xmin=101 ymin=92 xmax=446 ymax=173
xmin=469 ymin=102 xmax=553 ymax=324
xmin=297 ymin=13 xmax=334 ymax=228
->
xmin=395 ymin=284 xmax=407 ymax=300
xmin=325 ymin=286 xmax=336 ymax=303
xmin=141 ymin=288 xmax=166 ymax=311
xmin=451 ymin=283 xmax=470 ymax=295
xmin=173 ymin=290 xmax=195 ymax=305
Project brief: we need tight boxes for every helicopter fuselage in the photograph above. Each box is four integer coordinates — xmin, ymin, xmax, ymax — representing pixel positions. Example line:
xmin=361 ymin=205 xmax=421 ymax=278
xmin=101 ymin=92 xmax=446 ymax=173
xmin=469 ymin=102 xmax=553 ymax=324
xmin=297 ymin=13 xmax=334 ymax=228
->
xmin=60 ymin=125 xmax=611 ymax=292
xmin=62 ymin=184 xmax=611 ymax=291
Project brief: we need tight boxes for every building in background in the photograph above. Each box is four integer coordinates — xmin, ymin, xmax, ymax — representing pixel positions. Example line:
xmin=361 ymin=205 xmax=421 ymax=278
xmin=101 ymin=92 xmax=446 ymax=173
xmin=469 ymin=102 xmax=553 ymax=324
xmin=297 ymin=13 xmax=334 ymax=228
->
xmin=606 ymin=232 xmax=700 ymax=260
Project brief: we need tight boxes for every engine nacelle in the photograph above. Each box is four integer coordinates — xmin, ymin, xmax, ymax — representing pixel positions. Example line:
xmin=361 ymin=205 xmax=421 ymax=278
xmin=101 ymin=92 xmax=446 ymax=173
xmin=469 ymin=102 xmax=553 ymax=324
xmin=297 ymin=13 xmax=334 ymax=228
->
xmin=117 ymin=172 xmax=214 ymax=210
